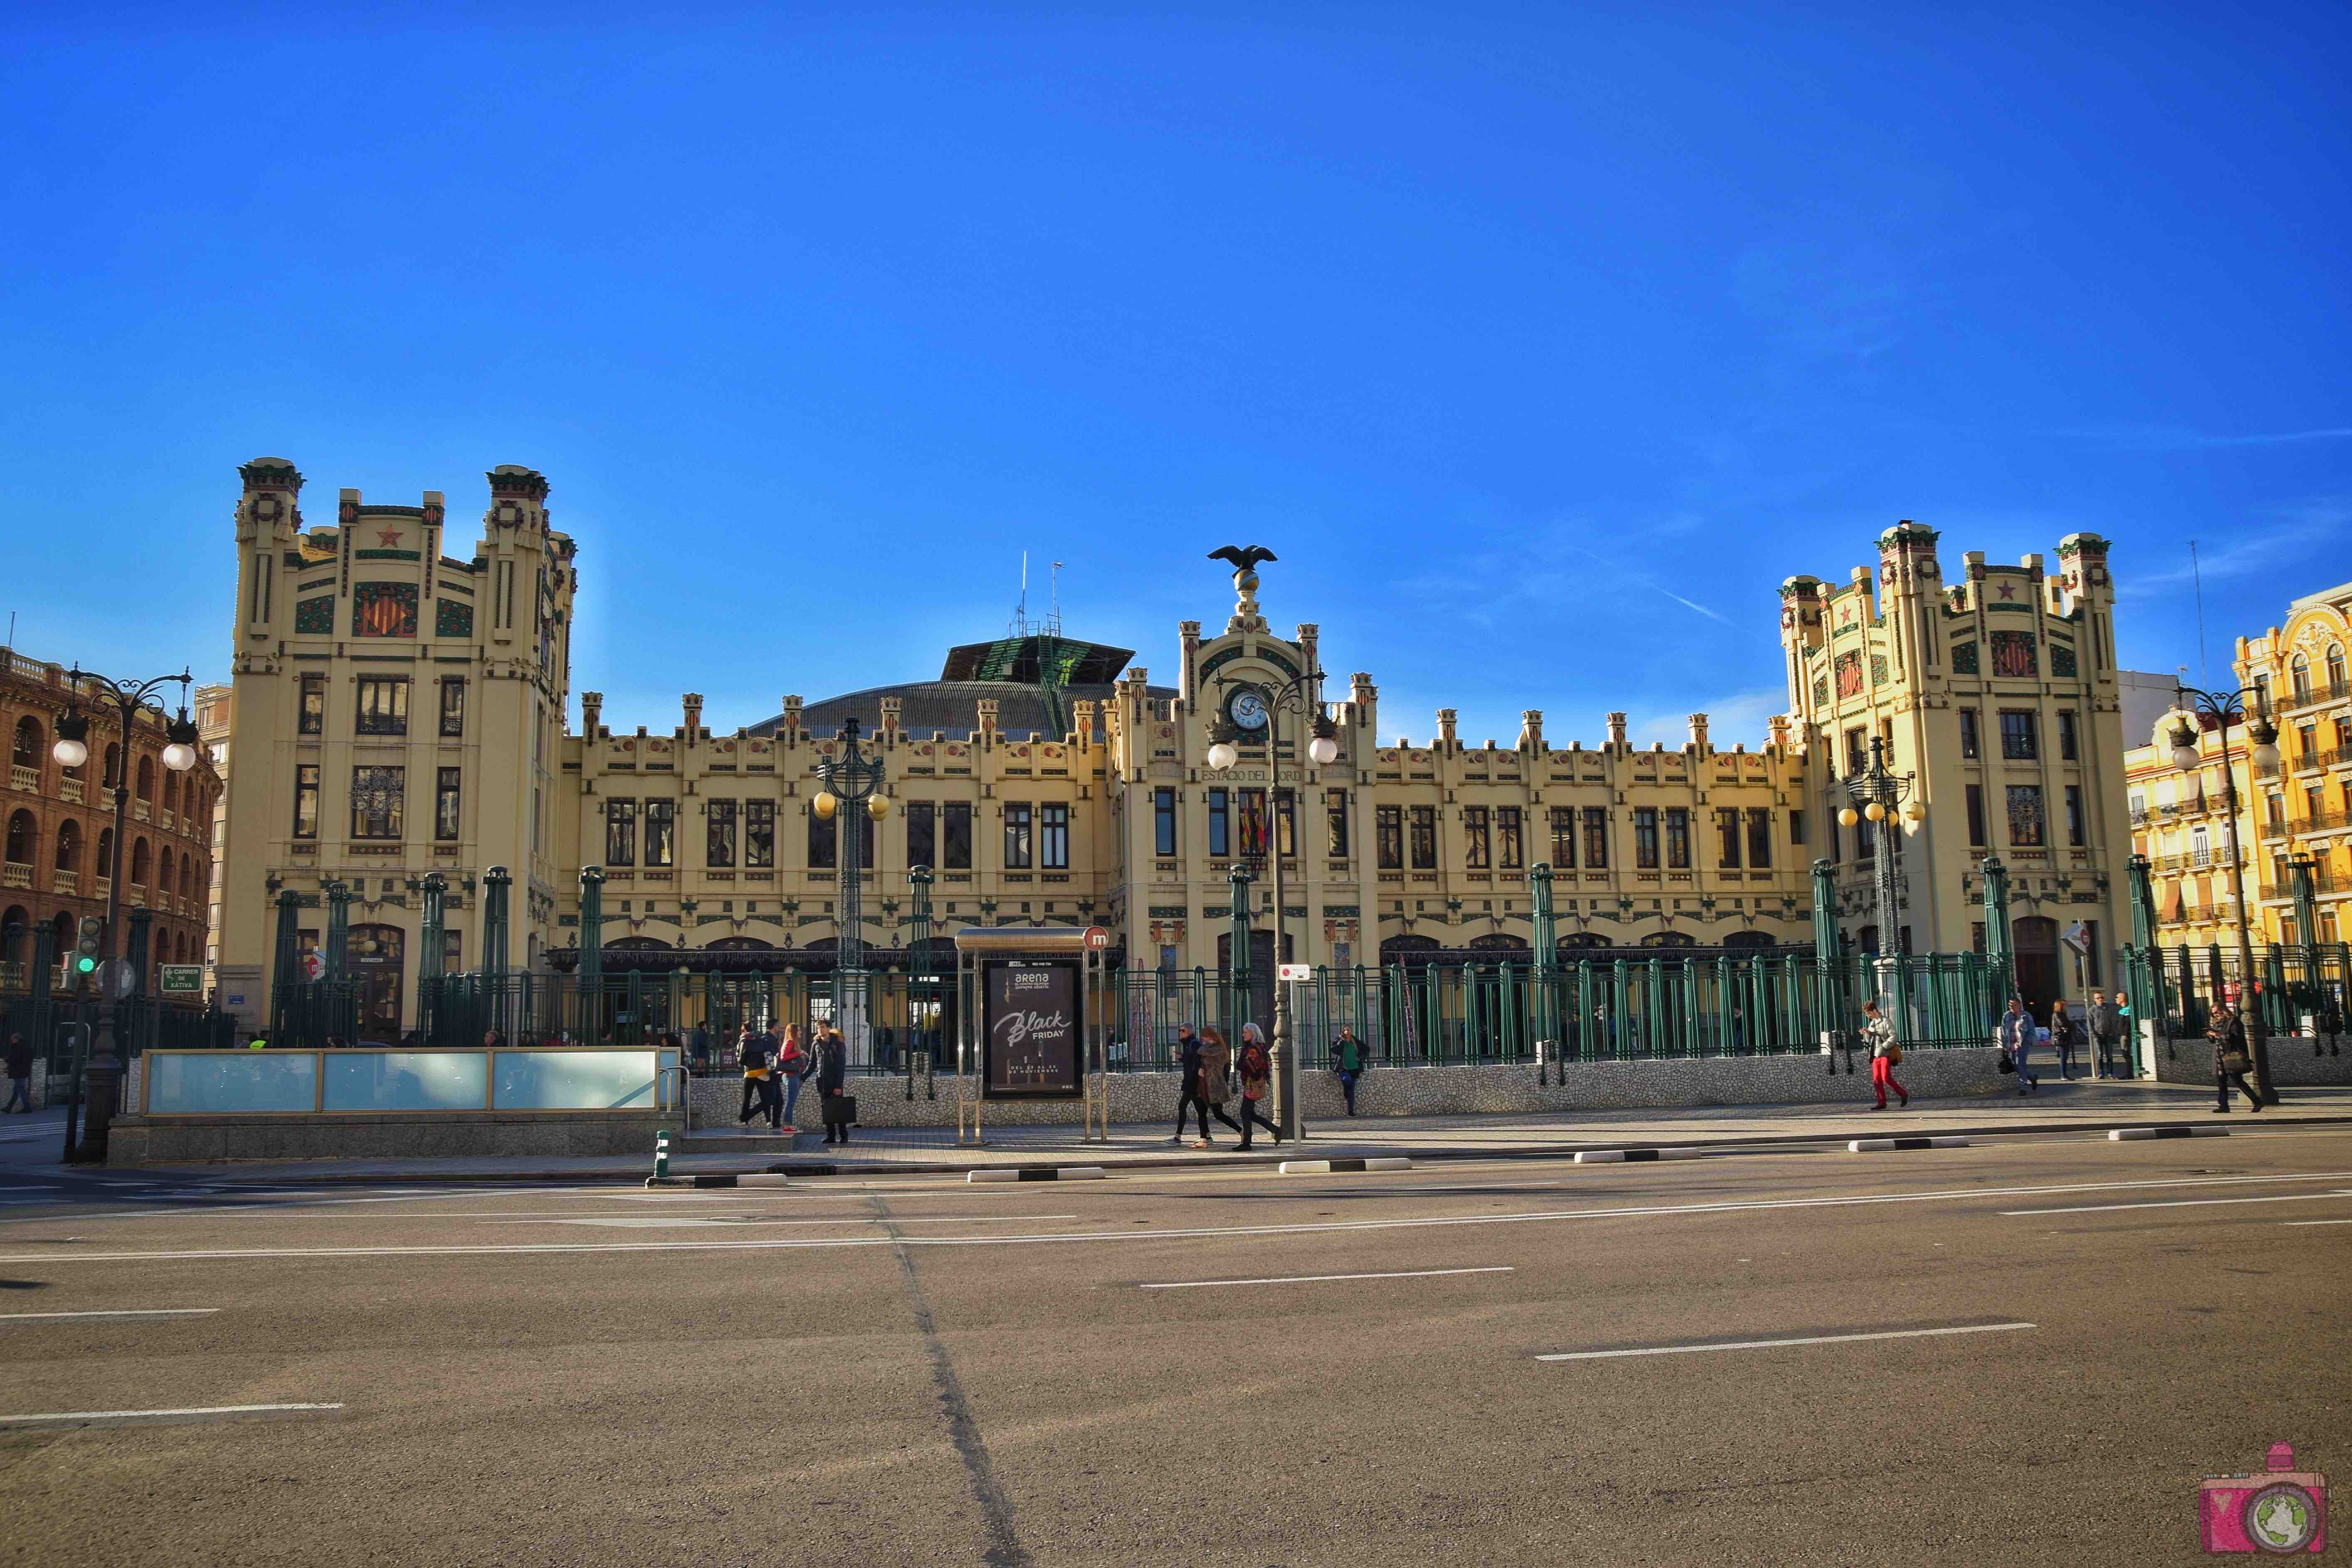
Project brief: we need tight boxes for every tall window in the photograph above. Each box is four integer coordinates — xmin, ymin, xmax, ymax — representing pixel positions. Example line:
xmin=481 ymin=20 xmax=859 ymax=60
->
xmin=941 ymin=802 xmax=972 ymax=869
xmin=1549 ymin=806 xmax=1577 ymax=869
xmin=1999 ymin=710 xmax=2038 ymax=760
xmin=1844 ymin=727 xmax=1868 ymax=774
xmin=1787 ymin=809 xmax=1805 ymax=846
xmin=903 ymin=801 xmax=931 ymax=868
xmin=355 ymin=677 xmax=409 ymax=736
xmin=439 ymin=678 xmax=466 ymax=737
xmin=1237 ymin=789 xmax=1270 ymax=857
xmin=1003 ymin=802 xmax=1032 ymax=869
xmin=606 ymin=799 xmax=636 ymax=864
xmin=2007 ymin=784 xmax=2046 ymax=847
xmin=1153 ymin=788 xmax=1176 ymax=856
xmin=292 ymin=764 xmax=320 ymax=839
xmin=644 ymin=799 xmax=675 ymax=867
xmin=1959 ymin=709 xmax=1979 ymax=759
xmin=299 ymin=674 xmax=326 ymax=736
xmin=1463 ymin=806 xmax=1490 ymax=869
xmin=744 ymin=801 xmax=774 ymax=867
xmin=1409 ymin=805 xmax=1437 ymax=869
xmin=1634 ymin=807 xmax=1660 ymax=869
xmin=1208 ymin=790 xmax=1231 ymax=859
xmin=2057 ymin=710 xmax=2078 ymax=761
xmin=351 ymin=766 xmax=404 ymax=840
xmin=1274 ymin=789 xmax=1295 ymax=858
xmin=1745 ymin=807 xmax=1771 ymax=868
xmin=1325 ymin=789 xmax=1349 ymax=858
xmin=807 ymin=807 xmax=836 ymax=869
xmin=435 ymin=768 xmax=462 ymax=841
xmin=2065 ymin=784 xmax=2085 ymax=847
xmin=1664 ymin=808 xmax=1690 ymax=870
xmin=1040 ymin=803 xmax=1070 ymax=869
xmin=1966 ymin=783 xmax=1986 ymax=848
xmin=1583 ymin=807 xmax=1609 ymax=868
xmin=1375 ymin=805 xmax=1401 ymax=869
xmin=708 ymin=799 xmax=738 ymax=866
xmin=1717 ymin=808 xmax=1742 ymax=868
xmin=1498 ymin=807 xmax=1522 ymax=869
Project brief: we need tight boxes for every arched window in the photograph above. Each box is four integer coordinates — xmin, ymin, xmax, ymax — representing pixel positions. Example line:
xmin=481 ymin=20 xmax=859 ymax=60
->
xmin=11 ymin=716 xmax=42 ymax=770
xmin=162 ymin=770 xmax=178 ymax=812
xmin=136 ymin=754 xmax=154 ymax=802
xmin=1467 ymin=933 xmax=1528 ymax=952
xmin=0 ymin=907 xmax=27 ymax=963
xmin=94 ymin=827 xmax=113 ymax=883
xmin=54 ymin=819 xmax=79 ymax=873
xmin=180 ymin=857 xmax=194 ymax=900
xmin=130 ymin=836 xmax=151 ymax=888
xmin=1558 ymin=932 xmax=1612 ymax=950
xmin=4 ymin=810 xmax=34 ymax=866
xmin=52 ymin=910 xmax=74 ymax=959
xmin=2330 ymin=646 xmax=2347 ymax=695
xmin=102 ymin=742 xmax=120 ymax=791
xmin=1640 ymin=930 xmax=1696 ymax=948
xmin=157 ymin=848 xmax=174 ymax=901
xmin=1722 ymin=930 xmax=1778 ymax=949
xmin=2290 ymin=653 xmax=2311 ymax=701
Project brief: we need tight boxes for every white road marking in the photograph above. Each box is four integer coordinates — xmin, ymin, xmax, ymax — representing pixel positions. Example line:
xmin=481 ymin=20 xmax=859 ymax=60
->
xmin=1537 ymin=1322 xmax=2038 ymax=1362
xmin=0 ymin=1308 xmax=218 ymax=1322
xmin=0 ymin=1402 xmax=339 ymax=1430
xmin=2283 ymin=1218 xmax=2352 ymax=1227
xmin=1140 ymin=1266 xmax=1513 ymax=1289
xmin=2000 ymin=1190 xmax=2352 ymax=1217
xmin=533 ymin=1214 xmax=1080 ymax=1229
xmin=12 ymin=1171 xmax=2352 ymax=1264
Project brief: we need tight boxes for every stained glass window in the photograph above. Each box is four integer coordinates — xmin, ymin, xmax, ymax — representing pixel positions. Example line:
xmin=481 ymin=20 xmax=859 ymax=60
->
xmin=2006 ymin=784 xmax=2046 ymax=847
xmin=352 ymin=582 xmax=418 ymax=638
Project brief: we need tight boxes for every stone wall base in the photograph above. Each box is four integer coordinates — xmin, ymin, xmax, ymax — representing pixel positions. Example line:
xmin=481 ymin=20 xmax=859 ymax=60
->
xmin=2150 ymin=1034 xmax=2352 ymax=1088
xmin=690 ymin=1049 xmax=2007 ymax=1130
xmin=107 ymin=1110 xmax=675 ymax=1165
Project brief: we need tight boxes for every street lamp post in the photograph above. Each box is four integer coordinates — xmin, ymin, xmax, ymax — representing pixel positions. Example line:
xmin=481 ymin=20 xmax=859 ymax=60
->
xmin=1835 ymin=736 xmax=1926 ymax=1043
xmin=2169 ymin=686 xmax=2283 ymax=1101
xmin=50 ymin=664 xmax=199 ymax=1163
xmin=812 ymin=717 xmax=889 ymax=1064
xmin=1206 ymin=669 xmax=1339 ymax=1141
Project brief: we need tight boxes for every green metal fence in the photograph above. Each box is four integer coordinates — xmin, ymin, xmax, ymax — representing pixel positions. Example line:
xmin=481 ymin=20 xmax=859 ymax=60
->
xmin=2120 ymin=942 xmax=2350 ymax=1044
xmin=408 ymin=949 xmax=2011 ymax=1074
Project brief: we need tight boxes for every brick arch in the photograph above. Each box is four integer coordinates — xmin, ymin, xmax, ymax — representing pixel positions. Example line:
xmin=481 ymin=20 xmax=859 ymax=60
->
xmin=4 ymin=809 xmax=34 ymax=867
xmin=54 ymin=818 xmax=79 ymax=873
xmin=11 ymin=714 xmax=42 ymax=770
xmin=135 ymin=752 xmax=154 ymax=802
xmin=130 ymin=835 xmax=151 ymax=888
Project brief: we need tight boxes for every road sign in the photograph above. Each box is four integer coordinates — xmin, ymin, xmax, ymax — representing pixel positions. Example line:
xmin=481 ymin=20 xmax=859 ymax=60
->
xmin=299 ymin=951 xmax=325 ymax=982
xmin=1278 ymin=963 xmax=1312 ymax=982
xmin=1082 ymin=926 xmax=1112 ymax=951
xmin=159 ymin=964 xmax=202 ymax=994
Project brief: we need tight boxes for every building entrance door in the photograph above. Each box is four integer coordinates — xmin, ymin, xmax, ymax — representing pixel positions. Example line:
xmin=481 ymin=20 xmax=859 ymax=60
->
xmin=2013 ymin=916 xmax=2060 ymax=1016
xmin=347 ymin=924 xmax=405 ymax=1043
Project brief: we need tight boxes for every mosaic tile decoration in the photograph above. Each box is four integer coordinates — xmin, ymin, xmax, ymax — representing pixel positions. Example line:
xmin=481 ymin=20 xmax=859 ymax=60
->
xmin=294 ymin=596 xmax=334 ymax=635
xmin=435 ymin=597 xmax=474 ymax=638
xmin=353 ymin=581 xmax=418 ymax=638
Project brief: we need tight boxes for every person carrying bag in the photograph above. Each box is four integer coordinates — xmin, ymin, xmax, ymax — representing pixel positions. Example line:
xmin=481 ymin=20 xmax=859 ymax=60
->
xmin=816 ymin=1026 xmax=856 ymax=1145
xmin=1234 ymin=1023 xmax=1283 ymax=1150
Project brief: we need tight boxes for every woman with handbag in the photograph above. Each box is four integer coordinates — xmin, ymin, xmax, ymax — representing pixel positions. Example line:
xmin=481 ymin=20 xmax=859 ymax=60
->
xmin=1862 ymin=1000 xmax=1908 ymax=1109
xmin=816 ymin=1025 xmax=854 ymax=1144
xmin=1190 ymin=1026 xmax=1244 ymax=1149
xmin=775 ymin=1024 xmax=809 ymax=1128
xmin=2208 ymin=986 xmax=2265 ymax=1113
xmin=2049 ymin=997 xmax=2081 ymax=1081
xmin=1234 ymin=1023 xmax=1284 ymax=1150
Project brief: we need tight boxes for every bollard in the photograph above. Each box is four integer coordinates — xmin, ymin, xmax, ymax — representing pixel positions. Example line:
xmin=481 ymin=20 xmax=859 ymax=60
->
xmin=654 ymin=1128 xmax=671 ymax=1179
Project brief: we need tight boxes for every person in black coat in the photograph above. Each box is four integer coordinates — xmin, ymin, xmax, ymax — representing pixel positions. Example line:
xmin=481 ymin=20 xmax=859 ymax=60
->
xmin=2208 ymin=991 xmax=2265 ymax=1113
xmin=3 ymin=1032 xmax=33 ymax=1114
xmin=1170 ymin=1026 xmax=1208 ymax=1145
xmin=815 ymin=1026 xmax=852 ymax=1144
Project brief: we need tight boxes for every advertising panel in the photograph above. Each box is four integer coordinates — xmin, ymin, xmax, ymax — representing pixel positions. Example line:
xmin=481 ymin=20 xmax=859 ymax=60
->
xmin=981 ymin=957 xmax=1082 ymax=1099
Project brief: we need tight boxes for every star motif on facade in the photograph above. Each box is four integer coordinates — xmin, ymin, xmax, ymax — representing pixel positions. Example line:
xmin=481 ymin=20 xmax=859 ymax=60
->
xmin=377 ymin=528 xmax=403 ymax=547
xmin=1996 ymin=581 xmax=2016 ymax=600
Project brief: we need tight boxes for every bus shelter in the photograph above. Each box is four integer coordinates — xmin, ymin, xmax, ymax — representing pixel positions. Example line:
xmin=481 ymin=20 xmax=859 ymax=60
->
xmin=953 ymin=926 xmax=1110 ymax=1147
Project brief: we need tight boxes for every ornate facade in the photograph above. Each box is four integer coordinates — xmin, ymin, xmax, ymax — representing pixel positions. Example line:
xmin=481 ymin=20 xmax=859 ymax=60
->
xmin=2125 ymin=577 xmax=2352 ymax=951
xmin=213 ymin=458 xmax=2141 ymax=1039
xmin=1 ymin=648 xmax=220 ymax=984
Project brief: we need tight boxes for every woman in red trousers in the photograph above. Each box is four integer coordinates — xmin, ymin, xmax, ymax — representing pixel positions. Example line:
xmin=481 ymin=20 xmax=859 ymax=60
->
xmin=1863 ymin=1000 xmax=1909 ymax=1109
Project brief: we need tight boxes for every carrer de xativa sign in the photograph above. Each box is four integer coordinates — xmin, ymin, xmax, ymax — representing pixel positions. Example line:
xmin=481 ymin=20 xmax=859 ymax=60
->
xmin=981 ymin=957 xmax=1083 ymax=1099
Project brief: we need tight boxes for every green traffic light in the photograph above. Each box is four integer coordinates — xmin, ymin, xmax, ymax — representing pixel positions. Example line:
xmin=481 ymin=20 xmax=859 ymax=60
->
xmin=74 ymin=955 xmax=97 ymax=973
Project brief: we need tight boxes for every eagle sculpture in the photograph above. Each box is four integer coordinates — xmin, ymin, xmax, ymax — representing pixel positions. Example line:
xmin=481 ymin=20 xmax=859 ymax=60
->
xmin=1208 ymin=544 xmax=1278 ymax=573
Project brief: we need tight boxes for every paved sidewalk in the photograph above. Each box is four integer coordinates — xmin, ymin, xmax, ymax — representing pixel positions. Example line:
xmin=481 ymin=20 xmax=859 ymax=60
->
xmin=52 ymin=1078 xmax=2352 ymax=1185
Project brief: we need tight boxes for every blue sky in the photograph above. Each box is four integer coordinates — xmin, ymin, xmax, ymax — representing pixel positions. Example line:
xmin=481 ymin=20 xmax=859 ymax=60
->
xmin=4 ymin=3 xmax=2346 ymax=747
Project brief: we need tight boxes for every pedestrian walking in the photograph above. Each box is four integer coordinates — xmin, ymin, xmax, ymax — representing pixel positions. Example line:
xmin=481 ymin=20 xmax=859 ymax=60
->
xmin=686 ymin=1022 xmax=711 ymax=1074
xmin=2049 ymin=997 xmax=2080 ymax=1081
xmin=1861 ymin=1001 xmax=1908 ymax=1109
xmin=1169 ymin=1025 xmax=1215 ymax=1145
xmin=816 ymin=1026 xmax=853 ymax=1145
xmin=1234 ymin=1023 xmax=1282 ymax=1149
xmin=776 ymin=1024 xmax=809 ymax=1126
xmin=1998 ymin=996 xmax=2039 ymax=1093
xmin=1191 ymin=1026 xmax=1243 ymax=1148
xmin=737 ymin=1025 xmax=773 ymax=1128
xmin=1332 ymin=1025 xmax=1369 ymax=1116
xmin=2087 ymin=989 xmax=2124 ymax=1079
xmin=3 ymin=1032 xmax=32 ymax=1113
xmin=2208 ymin=985 xmax=2265 ymax=1114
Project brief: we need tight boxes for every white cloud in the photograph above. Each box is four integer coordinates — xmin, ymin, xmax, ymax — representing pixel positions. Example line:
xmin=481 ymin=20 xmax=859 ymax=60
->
xmin=1629 ymin=688 xmax=1789 ymax=750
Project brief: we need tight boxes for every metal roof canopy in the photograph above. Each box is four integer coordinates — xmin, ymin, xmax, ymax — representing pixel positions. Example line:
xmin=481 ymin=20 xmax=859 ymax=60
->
xmin=939 ymin=634 xmax=1133 ymax=685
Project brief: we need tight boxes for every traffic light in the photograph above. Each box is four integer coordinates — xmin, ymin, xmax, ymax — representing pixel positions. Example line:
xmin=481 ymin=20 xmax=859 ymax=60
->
xmin=74 ymin=916 xmax=102 ymax=977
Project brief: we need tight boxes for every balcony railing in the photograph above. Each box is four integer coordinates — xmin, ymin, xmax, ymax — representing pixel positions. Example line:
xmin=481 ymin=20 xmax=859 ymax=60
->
xmin=2146 ymin=848 xmax=2249 ymax=874
xmin=60 ymin=778 xmax=83 ymax=804
xmin=52 ymin=869 xmax=77 ymax=895
xmin=8 ymin=764 xmax=37 ymax=793
xmin=2279 ymin=678 xmax=2351 ymax=715
xmin=1 ymin=861 xmax=29 ymax=890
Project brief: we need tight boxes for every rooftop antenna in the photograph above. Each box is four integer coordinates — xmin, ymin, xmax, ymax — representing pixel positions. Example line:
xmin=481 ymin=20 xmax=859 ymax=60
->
xmin=1009 ymin=551 xmax=1030 ymax=638
xmin=1046 ymin=561 xmax=1065 ymax=638
xmin=2190 ymin=538 xmax=2210 ymax=690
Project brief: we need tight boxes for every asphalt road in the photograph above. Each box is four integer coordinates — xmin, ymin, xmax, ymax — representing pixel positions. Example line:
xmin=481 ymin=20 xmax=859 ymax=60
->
xmin=2 ymin=1126 xmax=2348 ymax=1566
